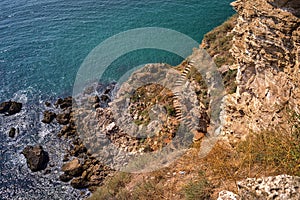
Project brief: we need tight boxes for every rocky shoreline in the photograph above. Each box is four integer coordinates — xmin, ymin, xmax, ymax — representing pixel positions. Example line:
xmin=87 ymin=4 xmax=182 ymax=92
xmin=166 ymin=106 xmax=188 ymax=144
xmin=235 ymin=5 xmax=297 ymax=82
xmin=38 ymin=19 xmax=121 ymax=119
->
xmin=0 ymin=83 xmax=117 ymax=199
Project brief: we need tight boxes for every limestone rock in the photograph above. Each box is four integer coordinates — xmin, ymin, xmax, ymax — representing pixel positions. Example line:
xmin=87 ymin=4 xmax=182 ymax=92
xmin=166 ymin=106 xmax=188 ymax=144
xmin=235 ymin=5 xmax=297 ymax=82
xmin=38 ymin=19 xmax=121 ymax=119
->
xmin=237 ymin=174 xmax=300 ymax=199
xmin=221 ymin=0 xmax=300 ymax=139
xmin=55 ymin=96 xmax=73 ymax=110
xmin=70 ymin=177 xmax=88 ymax=189
xmin=56 ymin=112 xmax=70 ymax=125
xmin=88 ymin=95 xmax=100 ymax=104
xmin=218 ymin=190 xmax=239 ymax=200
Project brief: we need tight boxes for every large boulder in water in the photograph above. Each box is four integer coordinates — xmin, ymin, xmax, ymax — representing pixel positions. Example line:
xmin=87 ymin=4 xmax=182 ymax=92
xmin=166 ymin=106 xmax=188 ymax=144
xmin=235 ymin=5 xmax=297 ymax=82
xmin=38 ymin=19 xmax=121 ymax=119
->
xmin=22 ymin=145 xmax=49 ymax=172
xmin=0 ymin=101 xmax=22 ymax=115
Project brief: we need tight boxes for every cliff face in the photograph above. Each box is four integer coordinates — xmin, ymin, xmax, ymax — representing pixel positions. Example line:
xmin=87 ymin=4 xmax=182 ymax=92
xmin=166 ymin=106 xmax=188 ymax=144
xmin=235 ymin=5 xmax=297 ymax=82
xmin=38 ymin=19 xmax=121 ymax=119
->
xmin=221 ymin=0 xmax=300 ymax=139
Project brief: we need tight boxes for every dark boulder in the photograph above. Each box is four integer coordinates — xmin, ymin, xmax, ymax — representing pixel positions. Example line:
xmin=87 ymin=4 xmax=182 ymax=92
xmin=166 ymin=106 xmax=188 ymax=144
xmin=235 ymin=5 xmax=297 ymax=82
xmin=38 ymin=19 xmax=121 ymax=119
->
xmin=55 ymin=96 xmax=73 ymax=110
xmin=100 ymin=95 xmax=110 ymax=102
xmin=41 ymin=111 xmax=56 ymax=124
xmin=45 ymin=101 xmax=51 ymax=107
xmin=71 ymin=177 xmax=88 ymax=189
xmin=8 ymin=127 xmax=16 ymax=138
xmin=92 ymin=103 xmax=100 ymax=109
xmin=59 ymin=173 xmax=73 ymax=182
xmin=22 ymin=145 xmax=49 ymax=172
xmin=0 ymin=101 xmax=22 ymax=115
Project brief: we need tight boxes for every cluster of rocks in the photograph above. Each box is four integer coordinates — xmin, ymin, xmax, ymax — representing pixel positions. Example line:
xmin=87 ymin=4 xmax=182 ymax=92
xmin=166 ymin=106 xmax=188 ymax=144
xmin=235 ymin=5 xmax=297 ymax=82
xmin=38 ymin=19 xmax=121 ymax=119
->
xmin=2 ymin=83 xmax=116 ymax=192
xmin=0 ymin=100 xmax=22 ymax=138
xmin=218 ymin=174 xmax=300 ymax=200
xmin=39 ymin=92 xmax=114 ymax=190
xmin=60 ymin=157 xmax=111 ymax=190
xmin=220 ymin=0 xmax=300 ymax=142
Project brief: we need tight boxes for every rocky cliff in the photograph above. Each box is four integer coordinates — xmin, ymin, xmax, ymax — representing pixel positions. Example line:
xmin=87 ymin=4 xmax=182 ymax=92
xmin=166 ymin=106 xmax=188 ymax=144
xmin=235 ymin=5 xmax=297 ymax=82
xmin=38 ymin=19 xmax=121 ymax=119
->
xmin=221 ymin=0 xmax=300 ymax=141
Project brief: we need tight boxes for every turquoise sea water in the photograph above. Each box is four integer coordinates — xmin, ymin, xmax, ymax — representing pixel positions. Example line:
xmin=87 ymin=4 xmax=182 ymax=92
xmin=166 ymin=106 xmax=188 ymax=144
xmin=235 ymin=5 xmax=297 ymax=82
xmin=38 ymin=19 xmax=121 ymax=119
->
xmin=0 ymin=0 xmax=234 ymax=101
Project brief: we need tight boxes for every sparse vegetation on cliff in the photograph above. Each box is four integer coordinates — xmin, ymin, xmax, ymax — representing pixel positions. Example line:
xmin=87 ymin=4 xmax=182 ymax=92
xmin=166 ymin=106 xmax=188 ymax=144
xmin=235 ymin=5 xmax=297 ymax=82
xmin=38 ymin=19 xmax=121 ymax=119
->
xmin=202 ymin=14 xmax=238 ymax=94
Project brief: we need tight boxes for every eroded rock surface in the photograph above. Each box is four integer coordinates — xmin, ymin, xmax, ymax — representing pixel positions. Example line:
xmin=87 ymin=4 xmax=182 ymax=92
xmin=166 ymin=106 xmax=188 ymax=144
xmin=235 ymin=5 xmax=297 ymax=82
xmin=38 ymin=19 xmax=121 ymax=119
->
xmin=238 ymin=174 xmax=300 ymax=199
xmin=221 ymin=0 xmax=300 ymax=141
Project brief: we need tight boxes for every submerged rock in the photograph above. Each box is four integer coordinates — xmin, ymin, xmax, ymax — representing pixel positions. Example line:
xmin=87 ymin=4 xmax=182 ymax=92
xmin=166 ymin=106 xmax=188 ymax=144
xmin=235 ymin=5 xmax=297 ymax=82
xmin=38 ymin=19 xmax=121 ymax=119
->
xmin=0 ymin=101 xmax=22 ymax=115
xmin=44 ymin=101 xmax=51 ymax=107
xmin=22 ymin=145 xmax=49 ymax=172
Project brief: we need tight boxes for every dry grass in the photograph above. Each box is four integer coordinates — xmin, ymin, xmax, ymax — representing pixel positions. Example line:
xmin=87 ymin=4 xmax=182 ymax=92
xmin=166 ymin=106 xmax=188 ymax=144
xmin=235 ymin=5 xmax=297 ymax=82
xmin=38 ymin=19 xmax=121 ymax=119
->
xmin=203 ymin=108 xmax=300 ymax=196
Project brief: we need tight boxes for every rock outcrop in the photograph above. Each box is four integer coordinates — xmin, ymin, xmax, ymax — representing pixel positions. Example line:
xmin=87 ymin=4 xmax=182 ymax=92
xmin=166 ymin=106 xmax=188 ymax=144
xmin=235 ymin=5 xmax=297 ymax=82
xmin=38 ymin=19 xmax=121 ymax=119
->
xmin=22 ymin=145 xmax=49 ymax=172
xmin=221 ymin=0 xmax=300 ymax=141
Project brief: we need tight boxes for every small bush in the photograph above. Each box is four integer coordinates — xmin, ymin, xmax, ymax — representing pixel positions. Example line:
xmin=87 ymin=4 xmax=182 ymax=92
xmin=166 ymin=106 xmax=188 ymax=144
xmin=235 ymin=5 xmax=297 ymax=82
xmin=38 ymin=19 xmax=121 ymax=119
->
xmin=183 ymin=171 xmax=212 ymax=200
xmin=88 ymin=172 xmax=131 ymax=200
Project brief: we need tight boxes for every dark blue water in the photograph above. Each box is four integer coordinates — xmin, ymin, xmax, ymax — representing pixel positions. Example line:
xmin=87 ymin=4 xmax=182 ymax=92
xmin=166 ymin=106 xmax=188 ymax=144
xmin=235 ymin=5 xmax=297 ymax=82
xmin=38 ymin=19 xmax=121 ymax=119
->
xmin=0 ymin=0 xmax=235 ymax=199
